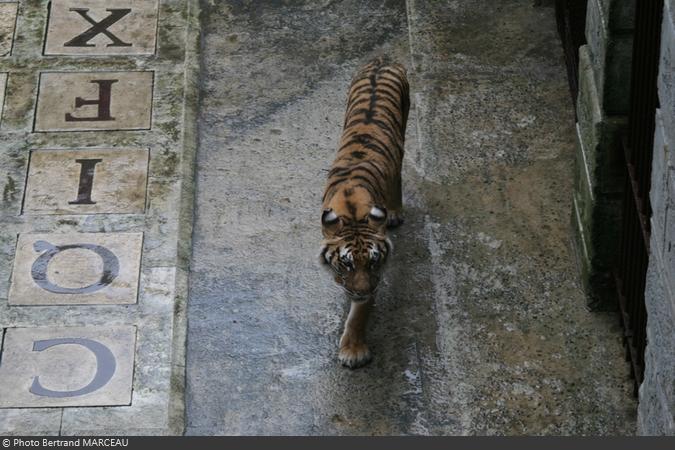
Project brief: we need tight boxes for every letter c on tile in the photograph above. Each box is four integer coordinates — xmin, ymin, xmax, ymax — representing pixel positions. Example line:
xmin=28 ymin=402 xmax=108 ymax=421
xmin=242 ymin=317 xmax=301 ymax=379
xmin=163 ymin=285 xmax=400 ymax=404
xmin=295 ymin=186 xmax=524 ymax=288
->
xmin=30 ymin=338 xmax=117 ymax=398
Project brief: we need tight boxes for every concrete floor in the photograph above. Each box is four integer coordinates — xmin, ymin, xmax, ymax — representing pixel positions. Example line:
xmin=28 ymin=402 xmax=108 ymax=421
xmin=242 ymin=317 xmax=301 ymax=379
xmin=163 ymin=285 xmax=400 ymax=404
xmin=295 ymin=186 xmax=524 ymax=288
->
xmin=185 ymin=0 xmax=637 ymax=435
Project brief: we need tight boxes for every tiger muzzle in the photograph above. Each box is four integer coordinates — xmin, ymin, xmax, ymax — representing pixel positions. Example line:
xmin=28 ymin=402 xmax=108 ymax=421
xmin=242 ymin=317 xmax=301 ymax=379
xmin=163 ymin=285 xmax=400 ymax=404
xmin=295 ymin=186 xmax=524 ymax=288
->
xmin=345 ymin=271 xmax=379 ymax=301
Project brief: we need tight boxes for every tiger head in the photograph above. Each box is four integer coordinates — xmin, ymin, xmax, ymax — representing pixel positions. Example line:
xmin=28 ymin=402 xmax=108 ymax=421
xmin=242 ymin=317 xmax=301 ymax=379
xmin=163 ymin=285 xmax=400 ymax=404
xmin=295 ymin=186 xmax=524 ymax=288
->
xmin=319 ymin=204 xmax=392 ymax=301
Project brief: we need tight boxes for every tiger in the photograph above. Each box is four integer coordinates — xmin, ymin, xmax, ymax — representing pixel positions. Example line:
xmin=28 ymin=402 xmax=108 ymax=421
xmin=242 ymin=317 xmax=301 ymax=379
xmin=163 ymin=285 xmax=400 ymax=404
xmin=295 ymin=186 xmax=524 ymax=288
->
xmin=320 ymin=57 xmax=410 ymax=369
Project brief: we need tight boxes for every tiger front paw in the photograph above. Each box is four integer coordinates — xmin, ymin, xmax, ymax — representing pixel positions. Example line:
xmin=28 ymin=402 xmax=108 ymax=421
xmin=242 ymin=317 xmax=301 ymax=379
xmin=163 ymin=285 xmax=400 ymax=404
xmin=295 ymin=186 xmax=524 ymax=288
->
xmin=338 ymin=342 xmax=372 ymax=369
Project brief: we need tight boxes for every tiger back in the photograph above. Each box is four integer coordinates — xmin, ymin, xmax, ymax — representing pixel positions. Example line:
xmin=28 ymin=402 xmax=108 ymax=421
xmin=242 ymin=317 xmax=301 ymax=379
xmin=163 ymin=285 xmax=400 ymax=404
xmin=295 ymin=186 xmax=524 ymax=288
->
xmin=322 ymin=57 xmax=410 ymax=228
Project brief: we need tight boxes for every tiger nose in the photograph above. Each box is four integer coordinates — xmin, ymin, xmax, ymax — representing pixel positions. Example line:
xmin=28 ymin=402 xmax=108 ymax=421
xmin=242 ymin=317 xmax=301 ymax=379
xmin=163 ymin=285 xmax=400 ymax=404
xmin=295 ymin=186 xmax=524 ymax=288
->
xmin=352 ymin=271 xmax=372 ymax=296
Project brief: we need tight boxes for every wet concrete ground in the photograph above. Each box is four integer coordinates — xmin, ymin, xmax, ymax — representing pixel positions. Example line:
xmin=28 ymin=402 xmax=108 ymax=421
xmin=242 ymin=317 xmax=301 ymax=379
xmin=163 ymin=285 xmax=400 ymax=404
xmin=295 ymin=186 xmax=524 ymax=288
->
xmin=185 ymin=0 xmax=637 ymax=435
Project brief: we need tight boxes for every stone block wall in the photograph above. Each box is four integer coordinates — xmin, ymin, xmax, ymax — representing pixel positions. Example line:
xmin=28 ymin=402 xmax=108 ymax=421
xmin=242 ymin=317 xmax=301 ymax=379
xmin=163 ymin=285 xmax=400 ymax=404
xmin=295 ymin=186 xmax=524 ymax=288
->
xmin=638 ymin=0 xmax=675 ymax=435
xmin=572 ymin=0 xmax=634 ymax=309
xmin=584 ymin=0 xmax=634 ymax=113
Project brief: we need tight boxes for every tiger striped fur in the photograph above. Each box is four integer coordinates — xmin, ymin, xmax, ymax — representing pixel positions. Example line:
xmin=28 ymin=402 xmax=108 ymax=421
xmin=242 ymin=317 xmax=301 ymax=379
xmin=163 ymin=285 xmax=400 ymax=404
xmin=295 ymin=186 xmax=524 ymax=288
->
xmin=320 ymin=57 xmax=410 ymax=368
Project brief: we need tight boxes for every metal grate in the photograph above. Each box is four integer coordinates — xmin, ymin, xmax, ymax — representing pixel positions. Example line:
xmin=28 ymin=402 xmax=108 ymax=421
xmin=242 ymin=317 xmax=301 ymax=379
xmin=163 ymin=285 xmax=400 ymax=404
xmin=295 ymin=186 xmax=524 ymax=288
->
xmin=615 ymin=0 xmax=663 ymax=397
xmin=555 ymin=0 xmax=588 ymax=112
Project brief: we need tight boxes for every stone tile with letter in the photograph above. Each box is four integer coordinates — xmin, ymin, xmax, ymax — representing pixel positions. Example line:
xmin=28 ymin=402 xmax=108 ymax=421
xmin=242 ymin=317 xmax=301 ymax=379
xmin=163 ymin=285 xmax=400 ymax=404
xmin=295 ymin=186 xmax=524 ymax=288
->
xmin=23 ymin=148 xmax=149 ymax=215
xmin=8 ymin=232 xmax=143 ymax=305
xmin=0 ymin=326 xmax=136 ymax=408
xmin=34 ymin=71 xmax=154 ymax=132
xmin=44 ymin=0 xmax=159 ymax=56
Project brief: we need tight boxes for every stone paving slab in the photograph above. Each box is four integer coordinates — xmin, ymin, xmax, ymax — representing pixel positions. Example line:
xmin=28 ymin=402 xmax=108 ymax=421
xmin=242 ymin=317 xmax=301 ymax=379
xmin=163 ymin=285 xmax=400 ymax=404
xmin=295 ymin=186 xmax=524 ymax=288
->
xmin=34 ymin=71 xmax=154 ymax=132
xmin=44 ymin=0 xmax=159 ymax=56
xmin=23 ymin=148 xmax=149 ymax=215
xmin=0 ymin=2 xmax=18 ymax=57
xmin=0 ymin=0 xmax=200 ymax=435
xmin=8 ymin=232 xmax=143 ymax=306
xmin=0 ymin=408 xmax=62 ymax=436
xmin=0 ymin=326 xmax=136 ymax=407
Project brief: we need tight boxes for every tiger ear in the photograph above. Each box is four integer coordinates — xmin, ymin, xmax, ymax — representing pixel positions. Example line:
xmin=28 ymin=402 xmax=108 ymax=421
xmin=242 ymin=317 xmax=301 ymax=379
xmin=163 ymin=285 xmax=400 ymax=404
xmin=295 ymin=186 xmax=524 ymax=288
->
xmin=322 ymin=208 xmax=339 ymax=226
xmin=369 ymin=205 xmax=387 ymax=223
